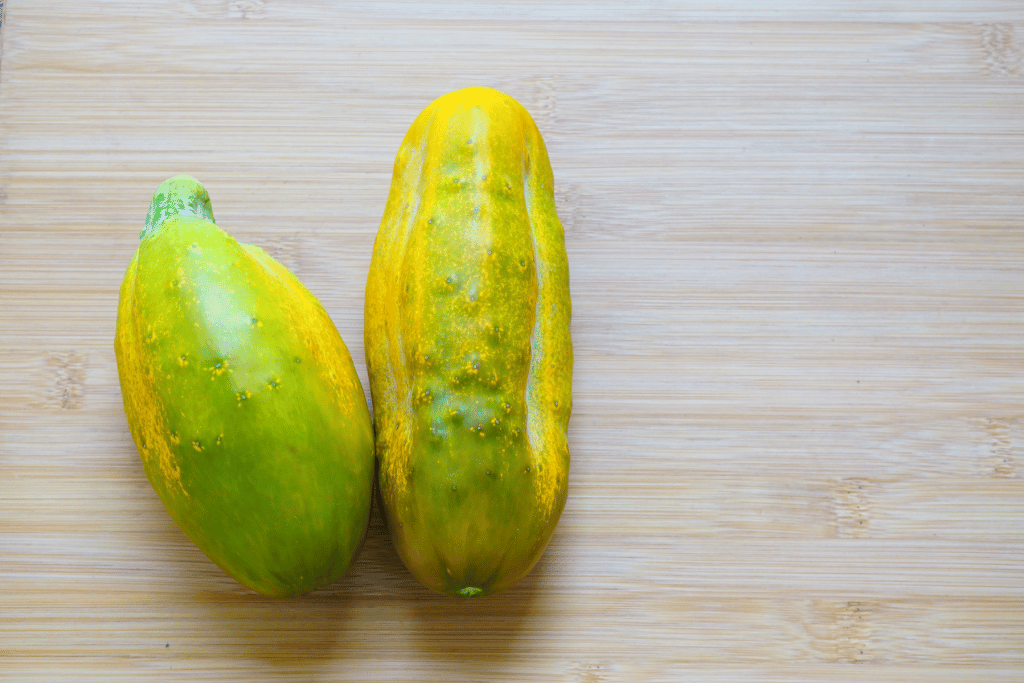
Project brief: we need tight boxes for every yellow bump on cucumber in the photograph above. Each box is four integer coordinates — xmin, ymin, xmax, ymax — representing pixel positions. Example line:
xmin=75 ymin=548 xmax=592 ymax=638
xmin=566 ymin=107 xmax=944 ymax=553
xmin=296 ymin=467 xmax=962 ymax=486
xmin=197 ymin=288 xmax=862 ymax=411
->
xmin=115 ymin=175 xmax=375 ymax=597
xmin=365 ymin=87 xmax=572 ymax=597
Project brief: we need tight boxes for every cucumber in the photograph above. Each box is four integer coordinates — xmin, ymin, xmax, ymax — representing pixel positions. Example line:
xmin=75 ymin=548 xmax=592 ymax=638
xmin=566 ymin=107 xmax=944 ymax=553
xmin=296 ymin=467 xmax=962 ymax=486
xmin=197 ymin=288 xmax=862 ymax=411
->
xmin=115 ymin=175 xmax=374 ymax=597
xmin=365 ymin=88 xmax=572 ymax=597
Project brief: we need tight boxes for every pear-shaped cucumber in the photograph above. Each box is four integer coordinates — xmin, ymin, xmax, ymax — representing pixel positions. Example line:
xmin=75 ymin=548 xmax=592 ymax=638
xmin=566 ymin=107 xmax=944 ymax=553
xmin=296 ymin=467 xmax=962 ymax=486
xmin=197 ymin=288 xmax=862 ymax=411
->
xmin=115 ymin=175 xmax=374 ymax=597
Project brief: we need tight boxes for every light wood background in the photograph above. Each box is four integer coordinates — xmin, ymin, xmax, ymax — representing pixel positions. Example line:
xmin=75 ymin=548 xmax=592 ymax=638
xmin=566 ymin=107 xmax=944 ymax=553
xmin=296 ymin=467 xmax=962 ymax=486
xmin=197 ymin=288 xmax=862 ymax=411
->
xmin=2 ymin=2 xmax=1023 ymax=681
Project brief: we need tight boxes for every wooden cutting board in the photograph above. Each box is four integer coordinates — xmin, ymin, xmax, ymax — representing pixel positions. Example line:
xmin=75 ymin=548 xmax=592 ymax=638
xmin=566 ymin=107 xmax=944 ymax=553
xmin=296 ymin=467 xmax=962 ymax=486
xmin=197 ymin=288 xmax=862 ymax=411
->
xmin=2 ymin=2 xmax=1022 ymax=681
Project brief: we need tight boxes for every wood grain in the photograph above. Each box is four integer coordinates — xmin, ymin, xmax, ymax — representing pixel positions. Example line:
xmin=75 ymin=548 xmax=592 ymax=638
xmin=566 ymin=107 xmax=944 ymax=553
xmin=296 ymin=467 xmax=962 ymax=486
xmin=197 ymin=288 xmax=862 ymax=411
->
xmin=2 ymin=2 xmax=1023 ymax=681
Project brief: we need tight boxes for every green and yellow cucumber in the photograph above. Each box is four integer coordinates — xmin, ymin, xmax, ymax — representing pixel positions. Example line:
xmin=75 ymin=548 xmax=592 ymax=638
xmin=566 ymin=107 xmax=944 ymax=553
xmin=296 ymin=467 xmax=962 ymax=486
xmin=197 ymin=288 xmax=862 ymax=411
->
xmin=115 ymin=176 xmax=374 ymax=597
xmin=365 ymin=87 xmax=573 ymax=597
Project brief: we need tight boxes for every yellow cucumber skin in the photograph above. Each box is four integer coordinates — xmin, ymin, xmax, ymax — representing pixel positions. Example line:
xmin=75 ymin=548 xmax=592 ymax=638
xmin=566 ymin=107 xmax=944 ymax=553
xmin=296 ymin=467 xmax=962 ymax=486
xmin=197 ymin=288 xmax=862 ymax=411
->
xmin=115 ymin=176 xmax=374 ymax=597
xmin=365 ymin=88 xmax=572 ymax=597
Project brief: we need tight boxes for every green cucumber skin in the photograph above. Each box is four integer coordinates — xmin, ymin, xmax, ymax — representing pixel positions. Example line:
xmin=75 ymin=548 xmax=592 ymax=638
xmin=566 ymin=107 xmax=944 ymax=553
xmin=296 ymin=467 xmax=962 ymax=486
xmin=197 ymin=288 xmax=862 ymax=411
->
xmin=116 ymin=179 xmax=374 ymax=597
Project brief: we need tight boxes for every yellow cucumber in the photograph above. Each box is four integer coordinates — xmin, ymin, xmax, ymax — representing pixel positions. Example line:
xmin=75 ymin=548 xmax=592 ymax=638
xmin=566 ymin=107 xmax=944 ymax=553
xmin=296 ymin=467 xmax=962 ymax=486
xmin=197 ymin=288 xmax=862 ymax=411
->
xmin=365 ymin=87 xmax=572 ymax=597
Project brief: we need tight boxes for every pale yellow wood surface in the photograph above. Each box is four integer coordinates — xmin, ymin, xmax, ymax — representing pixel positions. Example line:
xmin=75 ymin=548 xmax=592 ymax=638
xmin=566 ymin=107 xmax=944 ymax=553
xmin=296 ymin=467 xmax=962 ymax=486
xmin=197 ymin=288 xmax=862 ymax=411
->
xmin=2 ymin=2 xmax=1023 ymax=681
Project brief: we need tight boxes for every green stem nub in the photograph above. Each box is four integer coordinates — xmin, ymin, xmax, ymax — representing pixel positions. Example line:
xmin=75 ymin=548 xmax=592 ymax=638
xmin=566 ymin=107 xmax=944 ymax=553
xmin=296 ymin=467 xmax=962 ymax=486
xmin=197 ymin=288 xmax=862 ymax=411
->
xmin=457 ymin=587 xmax=484 ymax=598
xmin=142 ymin=175 xmax=216 ymax=239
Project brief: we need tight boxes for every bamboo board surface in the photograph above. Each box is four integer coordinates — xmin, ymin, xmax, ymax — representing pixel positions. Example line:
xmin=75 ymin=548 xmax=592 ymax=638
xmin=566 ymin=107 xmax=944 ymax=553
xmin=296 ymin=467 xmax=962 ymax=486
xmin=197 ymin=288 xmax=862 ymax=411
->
xmin=1 ymin=2 xmax=1023 ymax=681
